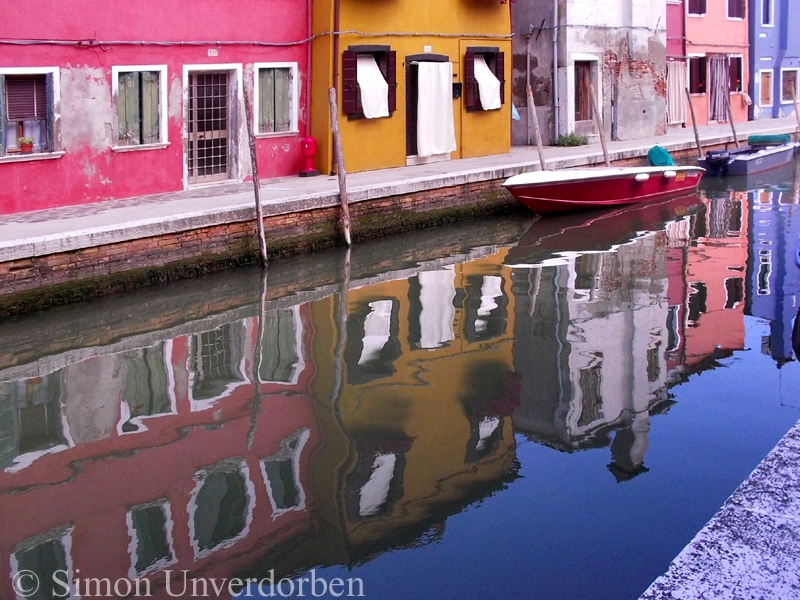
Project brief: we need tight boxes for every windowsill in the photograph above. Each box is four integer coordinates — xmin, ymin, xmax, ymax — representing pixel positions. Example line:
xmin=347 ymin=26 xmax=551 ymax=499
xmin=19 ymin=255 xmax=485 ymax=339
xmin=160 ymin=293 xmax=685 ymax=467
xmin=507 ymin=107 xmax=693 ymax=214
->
xmin=689 ymin=92 xmax=706 ymax=97
xmin=687 ymin=13 xmax=706 ymax=17
xmin=112 ymin=142 xmax=170 ymax=153
xmin=727 ymin=16 xmax=744 ymax=21
xmin=0 ymin=150 xmax=65 ymax=164
xmin=254 ymin=130 xmax=299 ymax=139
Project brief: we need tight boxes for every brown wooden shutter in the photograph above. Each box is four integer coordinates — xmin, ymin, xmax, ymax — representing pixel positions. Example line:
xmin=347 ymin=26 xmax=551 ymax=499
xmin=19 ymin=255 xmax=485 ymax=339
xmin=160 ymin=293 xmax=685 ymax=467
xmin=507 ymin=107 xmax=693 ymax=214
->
xmin=464 ymin=49 xmax=477 ymax=110
xmin=45 ymin=73 xmax=54 ymax=151
xmin=342 ymin=50 xmax=358 ymax=115
xmin=6 ymin=75 xmax=47 ymax=121
xmin=387 ymin=50 xmax=397 ymax=113
xmin=496 ymin=51 xmax=506 ymax=105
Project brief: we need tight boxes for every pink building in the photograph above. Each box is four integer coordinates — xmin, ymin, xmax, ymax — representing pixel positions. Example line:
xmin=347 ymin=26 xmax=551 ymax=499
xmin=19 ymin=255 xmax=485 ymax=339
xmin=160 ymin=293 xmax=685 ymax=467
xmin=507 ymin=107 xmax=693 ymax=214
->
xmin=0 ymin=0 xmax=310 ymax=214
xmin=683 ymin=0 xmax=750 ymax=127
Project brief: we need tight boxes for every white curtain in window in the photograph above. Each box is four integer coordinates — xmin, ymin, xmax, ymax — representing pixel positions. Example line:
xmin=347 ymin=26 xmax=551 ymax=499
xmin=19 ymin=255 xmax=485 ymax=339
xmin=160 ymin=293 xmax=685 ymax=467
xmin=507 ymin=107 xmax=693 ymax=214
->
xmin=666 ymin=61 xmax=688 ymax=125
xmin=356 ymin=56 xmax=389 ymax=119
xmin=708 ymin=55 xmax=729 ymax=122
xmin=474 ymin=56 xmax=501 ymax=110
xmin=416 ymin=62 xmax=457 ymax=157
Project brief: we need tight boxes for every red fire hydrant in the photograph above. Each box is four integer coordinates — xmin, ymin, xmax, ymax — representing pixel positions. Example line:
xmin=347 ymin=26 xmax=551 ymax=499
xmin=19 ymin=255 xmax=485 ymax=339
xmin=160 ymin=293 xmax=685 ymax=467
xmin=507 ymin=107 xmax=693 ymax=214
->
xmin=299 ymin=136 xmax=320 ymax=177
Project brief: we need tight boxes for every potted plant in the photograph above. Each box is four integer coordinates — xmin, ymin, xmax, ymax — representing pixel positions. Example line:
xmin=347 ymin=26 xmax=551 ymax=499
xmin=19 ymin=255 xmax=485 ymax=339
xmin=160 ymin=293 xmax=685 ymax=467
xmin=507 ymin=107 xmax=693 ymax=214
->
xmin=17 ymin=137 xmax=35 ymax=154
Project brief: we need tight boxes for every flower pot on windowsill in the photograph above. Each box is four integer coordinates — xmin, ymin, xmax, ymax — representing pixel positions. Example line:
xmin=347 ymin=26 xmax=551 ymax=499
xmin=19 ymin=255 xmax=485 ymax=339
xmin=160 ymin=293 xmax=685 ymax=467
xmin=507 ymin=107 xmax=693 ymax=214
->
xmin=18 ymin=138 xmax=35 ymax=154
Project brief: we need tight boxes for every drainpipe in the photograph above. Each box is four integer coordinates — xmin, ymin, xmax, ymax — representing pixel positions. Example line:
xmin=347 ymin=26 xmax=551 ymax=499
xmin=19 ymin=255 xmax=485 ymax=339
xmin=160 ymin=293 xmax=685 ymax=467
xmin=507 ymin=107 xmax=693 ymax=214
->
xmin=552 ymin=0 xmax=560 ymax=141
xmin=525 ymin=28 xmax=532 ymax=145
xmin=332 ymin=0 xmax=341 ymax=174
xmin=306 ymin=0 xmax=312 ymax=138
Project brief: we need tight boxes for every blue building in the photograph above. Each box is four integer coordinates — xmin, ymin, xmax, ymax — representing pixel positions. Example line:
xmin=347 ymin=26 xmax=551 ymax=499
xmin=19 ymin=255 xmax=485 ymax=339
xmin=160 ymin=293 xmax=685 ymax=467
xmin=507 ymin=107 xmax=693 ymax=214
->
xmin=749 ymin=0 xmax=800 ymax=119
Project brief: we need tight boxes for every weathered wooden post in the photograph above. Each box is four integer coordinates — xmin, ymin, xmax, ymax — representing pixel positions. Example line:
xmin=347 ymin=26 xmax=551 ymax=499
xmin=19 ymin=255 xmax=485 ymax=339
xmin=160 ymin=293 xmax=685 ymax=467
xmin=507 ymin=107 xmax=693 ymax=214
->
xmin=685 ymin=87 xmax=703 ymax=158
xmin=588 ymin=83 xmax=610 ymax=167
xmin=791 ymin=87 xmax=800 ymax=134
xmin=328 ymin=87 xmax=352 ymax=246
xmin=723 ymin=91 xmax=740 ymax=148
xmin=526 ymin=85 xmax=547 ymax=170
xmin=242 ymin=79 xmax=269 ymax=268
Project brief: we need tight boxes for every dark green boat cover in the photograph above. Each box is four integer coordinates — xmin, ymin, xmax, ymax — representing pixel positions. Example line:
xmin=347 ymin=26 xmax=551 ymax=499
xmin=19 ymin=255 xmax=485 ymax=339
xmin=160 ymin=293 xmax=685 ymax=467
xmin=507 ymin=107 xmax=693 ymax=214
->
xmin=647 ymin=145 xmax=675 ymax=166
xmin=747 ymin=134 xmax=791 ymax=145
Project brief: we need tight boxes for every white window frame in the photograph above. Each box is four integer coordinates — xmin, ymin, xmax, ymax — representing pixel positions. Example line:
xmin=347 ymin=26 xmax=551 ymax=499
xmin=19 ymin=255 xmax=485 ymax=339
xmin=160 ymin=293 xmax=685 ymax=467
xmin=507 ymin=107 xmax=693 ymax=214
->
xmin=0 ymin=66 xmax=63 ymax=163
xmin=253 ymin=62 xmax=299 ymax=138
xmin=759 ymin=69 xmax=774 ymax=107
xmin=780 ymin=68 xmax=799 ymax=105
xmin=727 ymin=0 xmax=745 ymax=20
xmin=686 ymin=0 xmax=705 ymax=17
xmin=111 ymin=65 xmax=168 ymax=152
xmin=729 ymin=54 xmax=744 ymax=93
xmin=761 ymin=0 xmax=774 ymax=26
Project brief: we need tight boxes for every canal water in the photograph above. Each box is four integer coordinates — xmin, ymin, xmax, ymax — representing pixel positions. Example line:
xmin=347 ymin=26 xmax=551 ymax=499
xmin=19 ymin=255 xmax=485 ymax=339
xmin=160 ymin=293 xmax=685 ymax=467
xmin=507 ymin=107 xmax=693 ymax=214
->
xmin=2 ymin=159 xmax=800 ymax=600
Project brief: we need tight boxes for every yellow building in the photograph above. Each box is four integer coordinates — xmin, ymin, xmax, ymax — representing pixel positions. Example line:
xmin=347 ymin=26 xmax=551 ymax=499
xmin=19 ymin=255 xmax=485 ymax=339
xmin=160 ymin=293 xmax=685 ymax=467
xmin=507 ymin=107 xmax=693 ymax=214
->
xmin=310 ymin=0 xmax=512 ymax=174
xmin=302 ymin=252 xmax=519 ymax=563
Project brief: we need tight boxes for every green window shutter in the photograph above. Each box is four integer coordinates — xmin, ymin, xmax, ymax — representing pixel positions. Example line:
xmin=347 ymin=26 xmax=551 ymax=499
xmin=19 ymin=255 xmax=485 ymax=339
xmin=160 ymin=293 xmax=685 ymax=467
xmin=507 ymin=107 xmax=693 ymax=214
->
xmin=275 ymin=68 xmax=291 ymax=132
xmin=259 ymin=68 xmax=275 ymax=133
xmin=141 ymin=71 xmax=160 ymax=144
xmin=118 ymin=72 xmax=141 ymax=145
xmin=0 ymin=75 xmax=6 ymax=155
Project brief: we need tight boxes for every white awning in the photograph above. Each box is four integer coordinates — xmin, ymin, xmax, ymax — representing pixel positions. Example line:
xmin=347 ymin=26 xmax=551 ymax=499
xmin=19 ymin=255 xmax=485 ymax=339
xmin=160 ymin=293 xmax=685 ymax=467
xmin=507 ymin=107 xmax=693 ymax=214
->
xmin=356 ymin=55 xmax=389 ymax=119
xmin=474 ymin=55 xmax=501 ymax=110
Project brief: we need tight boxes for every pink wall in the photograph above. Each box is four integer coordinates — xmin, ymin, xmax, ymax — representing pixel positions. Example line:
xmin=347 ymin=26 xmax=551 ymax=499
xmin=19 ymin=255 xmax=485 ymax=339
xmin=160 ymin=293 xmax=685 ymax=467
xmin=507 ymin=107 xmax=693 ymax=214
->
xmin=684 ymin=1 xmax=749 ymax=127
xmin=666 ymin=1 xmax=685 ymax=58
xmin=0 ymin=0 xmax=310 ymax=214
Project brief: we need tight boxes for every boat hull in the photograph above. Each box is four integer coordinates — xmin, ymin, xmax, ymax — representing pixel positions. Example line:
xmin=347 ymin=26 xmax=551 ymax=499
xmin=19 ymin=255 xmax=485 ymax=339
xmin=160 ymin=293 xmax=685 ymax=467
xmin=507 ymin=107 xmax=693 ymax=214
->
xmin=503 ymin=167 xmax=703 ymax=215
xmin=699 ymin=142 xmax=799 ymax=177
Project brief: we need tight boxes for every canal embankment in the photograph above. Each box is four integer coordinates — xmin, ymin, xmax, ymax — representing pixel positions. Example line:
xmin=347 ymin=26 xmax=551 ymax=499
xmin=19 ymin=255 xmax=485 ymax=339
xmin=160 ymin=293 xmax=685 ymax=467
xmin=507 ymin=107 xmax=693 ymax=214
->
xmin=0 ymin=116 xmax=797 ymax=316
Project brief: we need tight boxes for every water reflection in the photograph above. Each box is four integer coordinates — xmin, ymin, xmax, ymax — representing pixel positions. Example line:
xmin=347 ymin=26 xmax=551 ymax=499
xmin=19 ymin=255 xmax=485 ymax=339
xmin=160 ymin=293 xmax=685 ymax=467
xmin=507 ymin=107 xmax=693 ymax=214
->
xmin=1 ymin=164 xmax=799 ymax=599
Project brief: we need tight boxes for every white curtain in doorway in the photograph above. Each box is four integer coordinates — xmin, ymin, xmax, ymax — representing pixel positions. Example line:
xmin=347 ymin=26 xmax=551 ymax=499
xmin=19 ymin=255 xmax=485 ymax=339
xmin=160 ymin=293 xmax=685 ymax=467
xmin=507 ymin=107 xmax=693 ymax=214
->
xmin=708 ymin=55 xmax=729 ymax=122
xmin=666 ymin=61 xmax=687 ymax=125
xmin=417 ymin=62 xmax=457 ymax=157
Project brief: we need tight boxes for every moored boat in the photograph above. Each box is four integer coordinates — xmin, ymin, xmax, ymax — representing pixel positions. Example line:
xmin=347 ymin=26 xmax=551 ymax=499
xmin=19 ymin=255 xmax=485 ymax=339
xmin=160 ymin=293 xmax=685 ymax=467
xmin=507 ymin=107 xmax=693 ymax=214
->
xmin=502 ymin=165 xmax=704 ymax=215
xmin=699 ymin=135 xmax=799 ymax=177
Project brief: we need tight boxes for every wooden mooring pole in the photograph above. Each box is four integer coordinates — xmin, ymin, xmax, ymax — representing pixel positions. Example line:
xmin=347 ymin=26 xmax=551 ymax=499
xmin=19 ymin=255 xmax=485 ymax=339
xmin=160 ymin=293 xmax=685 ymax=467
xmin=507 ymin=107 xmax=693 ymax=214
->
xmin=588 ymin=83 xmax=610 ymax=167
xmin=242 ymin=80 xmax=269 ymax=268
xmin=685 ymin=87 xmax=703 ymax=158
xmin=791 ymin=87 xmax=800 ymax=135
xmin=526 ymin=85 xmax=547 ymax=170
xmin=724 ymin=91 xmax=740 ymax=148
xmin=328 ymin=88 xmax=352 ymax=247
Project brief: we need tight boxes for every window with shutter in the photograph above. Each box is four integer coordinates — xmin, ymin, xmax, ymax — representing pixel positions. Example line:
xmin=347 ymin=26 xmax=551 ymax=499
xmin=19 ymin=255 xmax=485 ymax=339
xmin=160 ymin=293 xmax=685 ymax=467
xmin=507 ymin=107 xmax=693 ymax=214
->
xmin=256 ymin=64 xmax=296 ymax=134
xmin=689 ymin=56 xmax=707 ymax=94
xmin=1 ymin=69 xmax=57 ymax=155
xmin=782 ymin=70 xmax=798 ymax=104
xmin=728 ymin=56 xmax=742 ymax=93
xmin=112 ymin=66 xmax=166 ymax=150
xmin=760 ymin=70 xmax=773 ymax=106
xmin=687 ymin=0 xmax=706 ymax=15
xmin=342 ymin=46 xmax=396 ymax=120
xmin=728 ymin=0 xmax=745 ymax=19
xmin=465 ymin=47 xmax=505 ymax=112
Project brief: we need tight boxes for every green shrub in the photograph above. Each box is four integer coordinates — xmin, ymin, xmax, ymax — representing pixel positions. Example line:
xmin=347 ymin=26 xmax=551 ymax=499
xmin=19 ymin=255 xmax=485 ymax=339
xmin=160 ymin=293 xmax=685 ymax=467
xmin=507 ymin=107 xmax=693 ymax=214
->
xmin=554 ymin=132 xmax=589 ymax=147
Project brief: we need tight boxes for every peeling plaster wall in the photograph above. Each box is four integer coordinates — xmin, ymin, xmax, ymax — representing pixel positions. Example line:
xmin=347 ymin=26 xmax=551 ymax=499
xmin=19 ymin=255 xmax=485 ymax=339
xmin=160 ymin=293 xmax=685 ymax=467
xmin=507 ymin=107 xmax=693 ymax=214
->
xmin=556 ymin=0 xmax=666 ymax=141
xmin=0 ymin=0 xmax=309 ymax=215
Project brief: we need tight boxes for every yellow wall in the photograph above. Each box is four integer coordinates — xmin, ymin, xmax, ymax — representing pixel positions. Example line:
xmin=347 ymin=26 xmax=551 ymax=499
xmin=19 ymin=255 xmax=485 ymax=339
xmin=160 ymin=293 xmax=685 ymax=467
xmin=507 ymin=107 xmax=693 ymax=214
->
xmin=311 ymin=0 xmax=511 ymax=174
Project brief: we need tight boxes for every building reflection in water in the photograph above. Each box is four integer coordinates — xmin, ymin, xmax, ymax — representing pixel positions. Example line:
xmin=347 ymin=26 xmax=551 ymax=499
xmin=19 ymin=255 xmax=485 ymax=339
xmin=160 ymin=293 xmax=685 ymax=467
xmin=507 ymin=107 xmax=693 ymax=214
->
xmin=0 ymin=183 xmax=777 ymax=595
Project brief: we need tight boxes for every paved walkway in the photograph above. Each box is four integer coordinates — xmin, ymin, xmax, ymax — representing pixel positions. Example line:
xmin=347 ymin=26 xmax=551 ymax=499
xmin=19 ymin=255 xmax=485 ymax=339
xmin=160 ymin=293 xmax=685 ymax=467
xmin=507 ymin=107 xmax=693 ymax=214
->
xmin=1 ymin=117 xmax=797 ymax=263
xmin=640 ymin=419 xmax=800 ymax=599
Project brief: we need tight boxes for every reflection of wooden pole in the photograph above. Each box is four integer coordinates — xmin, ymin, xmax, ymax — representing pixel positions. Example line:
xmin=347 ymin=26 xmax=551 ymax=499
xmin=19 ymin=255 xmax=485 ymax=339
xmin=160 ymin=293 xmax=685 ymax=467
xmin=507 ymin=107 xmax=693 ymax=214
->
xmin=246 ymin=270 xmax=268 ymax=450
xmin=243 ymin=80 xmax=269 ymax=268
xmin=589 ymin=83 xmax=610 ymax=166
xmin=328 ymin=88 xmax=352 ymax=246
xmin=526 ymin=85 xmax=547 ymax=170
xmin=791 ymin=87 xmax=800 ymax=134
xmin=329 ymin=247 xmax=350 ymax=405
xmin=685 ymin=87 xmax=703 ymax=158
xmin=724 ymin=91 xmax=740 ymax=148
